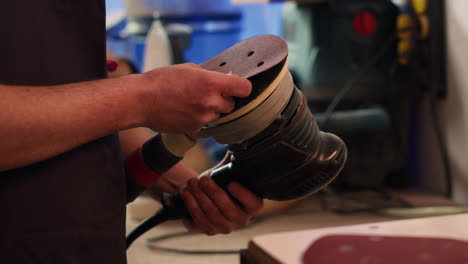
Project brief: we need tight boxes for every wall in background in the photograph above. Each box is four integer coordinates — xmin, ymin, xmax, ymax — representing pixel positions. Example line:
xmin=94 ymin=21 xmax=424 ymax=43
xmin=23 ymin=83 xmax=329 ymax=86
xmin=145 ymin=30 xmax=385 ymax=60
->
xmin=416 ymin=0 xmax=468 ymax=203
xmin=105 ymin=0 xmax=283 ymax=67
xmin=238 ymin=2 xmax=283 ymax=39
xmin=105 ymin=0 xmax=283 ymax=37
xmin=106 ymin=0 xmax=124 ymax=14
xmin=443 ymin=0 xmax=468 ymax=203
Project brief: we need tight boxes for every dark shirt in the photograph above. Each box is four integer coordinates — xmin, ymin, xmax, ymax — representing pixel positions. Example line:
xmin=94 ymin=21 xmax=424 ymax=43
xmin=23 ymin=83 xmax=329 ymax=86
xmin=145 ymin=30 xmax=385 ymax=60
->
xmin=0 ymin=1 xmax=134 ymax=263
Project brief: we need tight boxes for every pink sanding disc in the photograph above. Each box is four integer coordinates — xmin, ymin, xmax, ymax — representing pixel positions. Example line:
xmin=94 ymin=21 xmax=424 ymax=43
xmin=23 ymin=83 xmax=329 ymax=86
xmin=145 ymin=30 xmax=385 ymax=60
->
xmin=302 ymin=234 xmax=468 ymax=264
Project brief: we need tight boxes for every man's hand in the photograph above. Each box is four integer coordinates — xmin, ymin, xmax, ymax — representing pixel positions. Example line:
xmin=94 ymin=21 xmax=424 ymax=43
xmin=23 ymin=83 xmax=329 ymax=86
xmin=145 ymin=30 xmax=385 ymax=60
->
xmin=180 ymin=152 xmax=264 ymax=235
xmin=139 ymin=63 xmax=252 ymax=134
xmin=181 ymin=177 xmax=263 ymax=235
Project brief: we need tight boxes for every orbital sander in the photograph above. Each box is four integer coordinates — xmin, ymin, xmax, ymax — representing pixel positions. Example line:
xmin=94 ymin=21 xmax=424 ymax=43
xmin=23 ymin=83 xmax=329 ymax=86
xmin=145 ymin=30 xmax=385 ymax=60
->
xmin=126 ymin=35 xmax=347 ymax=248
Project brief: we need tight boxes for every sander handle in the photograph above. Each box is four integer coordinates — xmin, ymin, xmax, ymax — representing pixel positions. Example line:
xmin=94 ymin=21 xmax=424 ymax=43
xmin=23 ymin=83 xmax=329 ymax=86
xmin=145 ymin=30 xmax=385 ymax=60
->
xmin=140 ymin=133 xmax=195 ymax=174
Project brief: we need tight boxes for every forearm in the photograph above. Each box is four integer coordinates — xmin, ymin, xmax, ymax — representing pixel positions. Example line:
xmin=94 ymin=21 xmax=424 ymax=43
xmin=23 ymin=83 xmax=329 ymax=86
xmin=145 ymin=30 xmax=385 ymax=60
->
xmin=0 ymin=75 xmax=144 ymax=171
xmin=1 ymin=63 xmax=252 ymax=172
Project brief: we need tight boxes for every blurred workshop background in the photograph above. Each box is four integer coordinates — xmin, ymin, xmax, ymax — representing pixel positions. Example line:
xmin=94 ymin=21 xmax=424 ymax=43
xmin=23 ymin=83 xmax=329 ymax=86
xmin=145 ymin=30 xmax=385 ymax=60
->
xmin=106 ymin=0 xmax=460 ymax=199
xmin=104 ymin=1 xmax=468 ymax=263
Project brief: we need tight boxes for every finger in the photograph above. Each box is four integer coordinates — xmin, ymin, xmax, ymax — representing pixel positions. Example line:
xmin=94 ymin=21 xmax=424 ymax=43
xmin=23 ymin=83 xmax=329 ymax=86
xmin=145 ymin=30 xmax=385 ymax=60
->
xmin=228 ymin=182 xmax=264 ymax=215
xmin=184 ymin=63 xmax=202 ymax=69
xmin=208 ymin=112 xmax=222 ymax=124
xmin=188 ymin=178 xmax=235 ymax=234
xmin=182 ymin=219 xmax=203 ymax=234
xmin=199 ymin=176 xmax=251 ymax=227
xmin=180 ymin=186 xmax=216 ymax=235
xmin=198 ymin=111 xmax=221 ymax=126
xmin=209 ymin=72 xmax=252 ymax=98
xmin=216 ymin=96 xmax=236 ymax=114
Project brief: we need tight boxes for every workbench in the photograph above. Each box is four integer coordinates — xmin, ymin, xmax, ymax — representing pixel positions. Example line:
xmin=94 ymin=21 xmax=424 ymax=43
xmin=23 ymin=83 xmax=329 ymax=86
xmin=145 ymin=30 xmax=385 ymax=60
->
xmin=242 ymin=213 xmax=468 ymax=263
xmin=126 ymin=189 xmax=458 ymax=264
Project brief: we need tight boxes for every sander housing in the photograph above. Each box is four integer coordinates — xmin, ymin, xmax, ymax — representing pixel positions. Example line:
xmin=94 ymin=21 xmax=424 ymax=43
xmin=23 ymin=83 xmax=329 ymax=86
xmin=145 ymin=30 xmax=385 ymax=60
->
xmin=126 ymin=35 xmax=347 ymax=248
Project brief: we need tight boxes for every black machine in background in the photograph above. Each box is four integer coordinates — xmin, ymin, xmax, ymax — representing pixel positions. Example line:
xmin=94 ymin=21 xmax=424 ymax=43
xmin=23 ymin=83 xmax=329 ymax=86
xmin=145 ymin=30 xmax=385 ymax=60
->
xmin=282 ymin=0 xmax=447 ymax=190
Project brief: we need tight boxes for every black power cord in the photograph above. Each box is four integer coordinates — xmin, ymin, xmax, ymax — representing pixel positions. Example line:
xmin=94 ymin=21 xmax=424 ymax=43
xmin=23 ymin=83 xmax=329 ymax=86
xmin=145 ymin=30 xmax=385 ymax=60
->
xmin=142 ymin=208 xmax=324 ymax=255
xmin=320 ymin=25 xmax=422 ymax=131
xmin=140 ymin=188 xmax=463 ymax=256
xmin=320 ymin=33 xmax=398 ymax=130
xmin=126 ymin=208 xmax=173 ymax=249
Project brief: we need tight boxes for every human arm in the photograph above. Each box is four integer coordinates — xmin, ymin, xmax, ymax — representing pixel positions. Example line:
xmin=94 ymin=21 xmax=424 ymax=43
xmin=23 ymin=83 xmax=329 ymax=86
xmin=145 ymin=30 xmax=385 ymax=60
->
xmin=0 ymin=63 xmax=251 ymax=171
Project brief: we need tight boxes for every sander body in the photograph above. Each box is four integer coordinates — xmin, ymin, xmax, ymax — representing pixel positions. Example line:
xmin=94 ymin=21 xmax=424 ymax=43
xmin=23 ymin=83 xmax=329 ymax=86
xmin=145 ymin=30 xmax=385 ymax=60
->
xmin=126 ymin=35 xmax=347 ymax=248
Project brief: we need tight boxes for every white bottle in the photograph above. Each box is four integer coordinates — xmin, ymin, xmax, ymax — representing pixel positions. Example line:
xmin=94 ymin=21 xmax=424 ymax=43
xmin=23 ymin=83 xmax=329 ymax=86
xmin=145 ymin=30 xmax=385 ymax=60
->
xmin=143 ymin=12 xmax=173 ymax=72
xmin=124 ymin=0 xmax=154 ymax=35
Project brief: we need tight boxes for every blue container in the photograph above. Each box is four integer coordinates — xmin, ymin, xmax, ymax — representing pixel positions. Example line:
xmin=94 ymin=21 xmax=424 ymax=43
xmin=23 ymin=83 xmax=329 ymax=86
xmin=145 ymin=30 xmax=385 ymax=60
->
xmin=151 ymin=0 xmax=236 ymax=14
xmin=127 ymin=34 xmax=147 ymax=73
xmin=162 ymin=13 xmax=242 ymax=64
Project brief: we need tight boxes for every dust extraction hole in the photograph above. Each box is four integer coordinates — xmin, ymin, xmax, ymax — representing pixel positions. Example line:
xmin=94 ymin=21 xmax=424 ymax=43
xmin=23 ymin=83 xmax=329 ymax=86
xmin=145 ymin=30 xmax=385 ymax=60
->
xmin=257 ymin=61 xmax=264 ymax=67
xmin=219 ymin=62 xmax=226 ymax=67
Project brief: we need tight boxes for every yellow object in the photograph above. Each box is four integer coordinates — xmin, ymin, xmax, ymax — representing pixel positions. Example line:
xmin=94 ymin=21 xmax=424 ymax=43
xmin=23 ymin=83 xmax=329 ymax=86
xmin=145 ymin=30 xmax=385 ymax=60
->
xmin=398 ymin=40 xmax=414 ymax=65
xmin=397 ymin=14 xmax=416 ymax=39
xmin=396 ymin=14 xmax=416 ymax=65
xmin=161 ymin=133 xmax=196 ymax=157
xmin=411 ymin=0 xmax=428 ymax=15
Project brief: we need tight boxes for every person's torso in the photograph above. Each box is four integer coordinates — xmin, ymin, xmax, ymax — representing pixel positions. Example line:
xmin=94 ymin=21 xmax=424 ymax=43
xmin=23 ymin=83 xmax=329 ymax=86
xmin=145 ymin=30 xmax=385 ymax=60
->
xmin=0 ymin=1 xmax=127 ymax=263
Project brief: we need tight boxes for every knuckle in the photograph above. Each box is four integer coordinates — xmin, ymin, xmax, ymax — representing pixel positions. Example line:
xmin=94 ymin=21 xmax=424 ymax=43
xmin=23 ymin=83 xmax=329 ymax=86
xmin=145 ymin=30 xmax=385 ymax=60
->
xmin=190 ymin=214 xmax=201 ymax=224
xmin=206 ymin=75 xmax=222 ymax=89
xmin=216 ymin=196 xmax=231 ymax=210
xmin=253 ymin=201 xmax=263 ymax=212
xmin=200 ymin=113 xmax=216 ymax=125
xmin=225 ymin=99 xmax=235 ymax=112
xmin=221 ymin=225 xmax=234 ymax=234
xmin=190 ymin=113 xmax=208 ymax=126
xmin=206 ymin=229 xmax=217 ymax=236
xmin=246 ymin=197 xmax=264 ymax=213
xmin=240 ymin=217 xmax=251 ymax=227
xmin=205 ymin=207 xmax=219 ymax=219
xmin=199 ymin=97 xmax=217 ymax=112
xmin=185 ymin=124 xmax=202 ymax=134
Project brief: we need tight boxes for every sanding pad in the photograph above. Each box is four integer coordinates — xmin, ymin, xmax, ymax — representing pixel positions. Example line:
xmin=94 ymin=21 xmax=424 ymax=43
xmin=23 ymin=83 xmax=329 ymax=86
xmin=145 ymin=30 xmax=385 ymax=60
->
xmin=200 ymin=35 xmax=288 ymax=80
xmin=192 ymin=35 xmax=293 ymax=143
xmin=200 ymin=35 xmax=290 ymax=125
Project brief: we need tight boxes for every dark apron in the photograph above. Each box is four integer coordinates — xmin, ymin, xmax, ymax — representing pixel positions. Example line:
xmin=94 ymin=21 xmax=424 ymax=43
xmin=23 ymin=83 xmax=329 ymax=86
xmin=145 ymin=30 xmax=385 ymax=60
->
xmin=0 ymin=1 xmax=128 ymax=263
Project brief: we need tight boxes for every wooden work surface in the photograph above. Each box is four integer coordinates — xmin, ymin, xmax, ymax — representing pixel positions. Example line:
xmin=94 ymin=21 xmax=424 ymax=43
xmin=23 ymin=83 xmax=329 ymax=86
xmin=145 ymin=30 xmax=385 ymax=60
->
xmin=126 ymin=189 xmax=458 ymax=264
xmin=246 ymin=213 xmax=468 ymax=264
